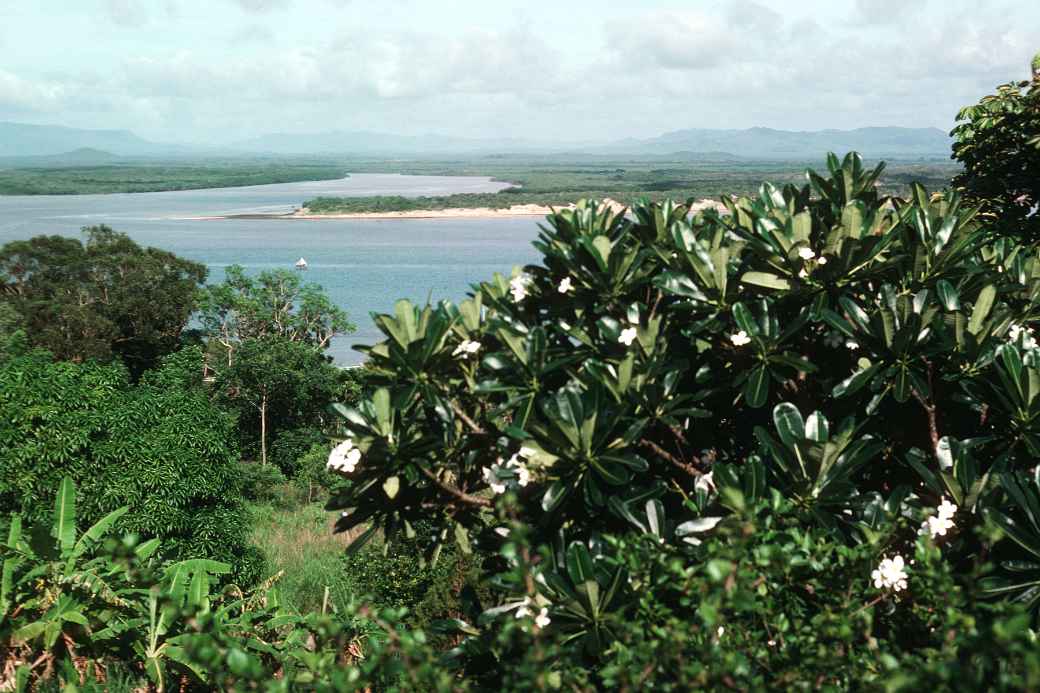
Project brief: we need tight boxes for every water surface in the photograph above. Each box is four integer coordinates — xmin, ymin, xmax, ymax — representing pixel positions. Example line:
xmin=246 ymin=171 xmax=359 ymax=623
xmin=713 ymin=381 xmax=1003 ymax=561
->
xmin=0 ymin=174 xmax=542 ymax=364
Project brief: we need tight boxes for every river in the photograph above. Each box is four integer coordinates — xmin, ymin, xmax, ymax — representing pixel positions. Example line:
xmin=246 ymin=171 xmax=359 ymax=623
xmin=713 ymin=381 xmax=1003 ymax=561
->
xmin=0 ymin=174 xmax=543 ymax=364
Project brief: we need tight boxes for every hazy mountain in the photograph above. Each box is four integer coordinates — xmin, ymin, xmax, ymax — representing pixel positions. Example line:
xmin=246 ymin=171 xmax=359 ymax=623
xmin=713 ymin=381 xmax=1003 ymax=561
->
xmin=0 ymin=147 xmax=122 ymax=168
xmin=1 ymin=120 xmax=953 ymax=161
xmin=233 ymin=130 xmax=538 ymax=155
xmin=0 ymin=122 xmax=186 ymax=157
xmin=593 ymin=127 xmax=952 ymax=160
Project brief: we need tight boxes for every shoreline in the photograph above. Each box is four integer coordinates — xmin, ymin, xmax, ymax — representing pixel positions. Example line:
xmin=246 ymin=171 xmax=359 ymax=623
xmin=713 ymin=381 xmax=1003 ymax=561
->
xmin=210 ymin=198 xmax=727 ymax=221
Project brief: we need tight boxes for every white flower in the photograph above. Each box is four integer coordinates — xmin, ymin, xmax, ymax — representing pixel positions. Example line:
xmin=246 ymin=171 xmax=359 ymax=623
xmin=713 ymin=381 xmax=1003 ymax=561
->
xmin=618 ymin=326 xmax=638 ymax=346
xmin=483 ymin=465 xmax=507 ymax=494
xmin=798 ymin=247 xmax=816 ymax=260
xmin=871 ymin=555 xmax=908 ymax=592
xmin=730 ymin=331 xmax=751 ymax=346
xmin=1009 ymin=323 xmax=1038 ymax=350
xmin=767 ymin=639 xmax=777 ymax=647
xmin=717 ymin=626 xmax=725 ymax=638
xmin=515 ymin=598 xmax=532 ymax=619
xmin=509 ymin=273 xmax=533 ymax=302
xmin=535 ymin=608 xmax=551 ymax=628
xmin=494 ymin=527 xmax=511 ymax=537
xmin=557 ymin=276 xmax=573 ymax=293
xmin=920 ymin=514 xmax=956 ymax=539
xmin=327 ymin=439 xmax=362 ymax=473
xmin=798 ymin=269 xmax=808 ymax=279
xmin=516 ymin=465 xmax=531 ymax=487
xmin=936 ymin=497 xmax=958 ymax=520
xmin=452 ymin=339 xmax=481 ymax=359
xmin=845 ymin=340 xmax=859 ymax=350
xmin=818 ymin=257 xmax=828 ymax=265
xmin=920 ymin=498 xmax=958 ymax=539
xmin=695 ymin=471 xmax=715 ymax=495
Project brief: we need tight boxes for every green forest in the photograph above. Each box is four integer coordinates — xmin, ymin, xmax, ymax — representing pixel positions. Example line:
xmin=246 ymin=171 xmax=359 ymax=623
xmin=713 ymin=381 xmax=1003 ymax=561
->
xmin=302 ymin=159 xmax=960 ymax=214
xmin=0 ymin=163 xmax=348 ymax=195
xmin=1 ymin=63 xmax=1040 ymax=691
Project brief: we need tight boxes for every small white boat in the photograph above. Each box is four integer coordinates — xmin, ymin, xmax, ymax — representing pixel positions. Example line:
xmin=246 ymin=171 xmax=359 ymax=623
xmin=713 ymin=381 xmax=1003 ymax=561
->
xmin=295 ymin=257 xmax=308 ymax=270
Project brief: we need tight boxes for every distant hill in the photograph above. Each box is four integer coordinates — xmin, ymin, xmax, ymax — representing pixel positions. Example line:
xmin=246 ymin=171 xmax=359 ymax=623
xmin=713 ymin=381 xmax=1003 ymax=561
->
xmin=0 ymin=122 xmax=183 ymax=157
xmin=0 ymin=147 xmax=122 ymax=168
xmin=0 ymin=120 xmax=953 ymax=161
xmin=233 ymin=130 xmax=535 ymax=155
xmin=592 ymin=127 xmax=952 ymax=160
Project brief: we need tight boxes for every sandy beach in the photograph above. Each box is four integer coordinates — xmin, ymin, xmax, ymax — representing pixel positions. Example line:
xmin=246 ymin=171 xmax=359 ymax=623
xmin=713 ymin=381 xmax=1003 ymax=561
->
xmin=216 ymin=197 xmax=728 ymax=221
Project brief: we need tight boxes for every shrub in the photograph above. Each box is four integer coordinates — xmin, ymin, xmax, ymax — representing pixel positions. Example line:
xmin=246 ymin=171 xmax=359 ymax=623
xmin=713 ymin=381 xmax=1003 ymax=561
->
xmin=0 ymin=347 xmax=259 ymax=583
xmin=322 ymin=152 xmax=1040 ymax=686
xmin=951 ymin=56 xmax=1040 ymax=239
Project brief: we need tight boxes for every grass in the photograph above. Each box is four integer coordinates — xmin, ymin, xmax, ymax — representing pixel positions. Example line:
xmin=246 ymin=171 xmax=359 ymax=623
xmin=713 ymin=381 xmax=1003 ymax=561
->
xmin=248 ymin=499 xmax=361 ymax=615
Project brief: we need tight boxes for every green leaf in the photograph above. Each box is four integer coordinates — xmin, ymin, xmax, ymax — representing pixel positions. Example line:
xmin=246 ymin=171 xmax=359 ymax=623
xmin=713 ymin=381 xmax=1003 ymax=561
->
xmin=382 ymin=476 xmax=400 ymax=499
xmin=741 ymin=271 xmax=791 ymax=291
xmin=53 ymin=476 xmax=76 ymax=552
xmin=936 ymin=280 xmax=960 ymax=311
xmin=732 ymin=303 xmax=758 ymax=336
xmin=744 ymin=366 xmax=770 ymax=408
xmin=968 ymin=285 xmax=997 ymax=335
xmin=773 ymin=403 xmax=805 ymax=447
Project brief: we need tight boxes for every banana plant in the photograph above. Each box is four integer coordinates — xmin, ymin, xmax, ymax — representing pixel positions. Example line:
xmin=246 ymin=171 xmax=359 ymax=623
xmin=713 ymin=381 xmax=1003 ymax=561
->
xmin=4 ymin=477 xmax=134 ymax=652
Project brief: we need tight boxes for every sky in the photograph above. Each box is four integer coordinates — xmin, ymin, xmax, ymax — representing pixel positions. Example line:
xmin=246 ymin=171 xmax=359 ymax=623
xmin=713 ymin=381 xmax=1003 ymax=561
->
xmin=0 ymin=0 xmax=1037 ymax=144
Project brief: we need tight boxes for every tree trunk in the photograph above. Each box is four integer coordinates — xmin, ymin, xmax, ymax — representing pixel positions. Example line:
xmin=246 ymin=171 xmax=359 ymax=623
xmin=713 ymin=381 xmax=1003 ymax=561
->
xmin=260 ymin=392 xmax=268 ymax=466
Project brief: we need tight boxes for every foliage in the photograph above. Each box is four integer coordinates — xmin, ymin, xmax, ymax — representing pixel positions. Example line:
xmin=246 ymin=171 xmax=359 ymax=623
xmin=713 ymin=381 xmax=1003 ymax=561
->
xmin=0 ymin=478 xmax=381 ymax=691
xmin=197 ymin=264 xmax=354 ymax=362
xmin=343 ymin=521 xmax=493 ymax=638
xmin=0 ymin=226 xmax=206 ymax=377
xmin=302 ymin=159 xmax=958 ymax=215
xmin=951 ymin=62 xmax=1040 ymax=239
xmin=214 ymin=335 xmax=348 ymax=465
xmin=0 ymin=162 xmax=347 ymax=195
xmin=0 ymin=347 xmax=260 ymax=584
xmin=320 ymin=151 xmax=1040 ymax=686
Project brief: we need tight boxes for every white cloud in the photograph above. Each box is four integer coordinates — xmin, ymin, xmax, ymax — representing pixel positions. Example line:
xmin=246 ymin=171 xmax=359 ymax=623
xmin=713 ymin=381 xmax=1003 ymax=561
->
xmin=104 ymin=0 xmax=149 ymax=27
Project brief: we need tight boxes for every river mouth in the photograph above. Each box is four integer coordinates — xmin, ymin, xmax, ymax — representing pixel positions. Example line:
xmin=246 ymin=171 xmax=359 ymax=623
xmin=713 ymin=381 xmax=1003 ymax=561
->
xmin=0 ymin=173 xmax=536 ymax=366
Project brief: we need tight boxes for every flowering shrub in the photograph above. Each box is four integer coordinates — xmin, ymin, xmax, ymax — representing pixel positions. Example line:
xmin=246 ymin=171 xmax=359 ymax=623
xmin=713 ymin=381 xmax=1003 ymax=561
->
xmin=322 ymin=153 xmax=1040 ymax=686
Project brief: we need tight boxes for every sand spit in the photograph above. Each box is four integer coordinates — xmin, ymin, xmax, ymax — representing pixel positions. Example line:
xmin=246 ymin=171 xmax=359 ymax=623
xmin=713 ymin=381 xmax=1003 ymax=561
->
xmin=213 ymin=198 xmax=728 ymax=221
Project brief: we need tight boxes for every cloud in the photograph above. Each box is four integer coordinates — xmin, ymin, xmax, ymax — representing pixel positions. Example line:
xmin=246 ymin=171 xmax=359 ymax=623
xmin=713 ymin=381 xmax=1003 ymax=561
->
xmin=229 ymin=0 xmax=290 ymax=11
xmin=0 ymin=69 xmax=70 ymax=114
xmin=104 ymin=0 xmax=149 ymax=27
xmin=851 ymin=0 xmax=928 ymax=25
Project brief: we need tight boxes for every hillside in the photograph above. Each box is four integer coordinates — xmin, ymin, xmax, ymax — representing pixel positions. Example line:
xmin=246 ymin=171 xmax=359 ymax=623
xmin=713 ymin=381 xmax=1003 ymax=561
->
xmin=0 ymin=122 xmax=181 ymax=157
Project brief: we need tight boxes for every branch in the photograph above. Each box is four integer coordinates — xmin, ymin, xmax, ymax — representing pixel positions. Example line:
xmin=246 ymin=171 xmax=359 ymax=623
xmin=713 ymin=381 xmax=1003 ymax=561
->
xmin=912 ymin=389 xmax=940 ymax=451
xmin=449 ymin=400 xmax=487 ymax=435
xmin=419 ymin=466 xmax=492 ymax=508
xmin=640 ymin=438 xmax=703 ymax=479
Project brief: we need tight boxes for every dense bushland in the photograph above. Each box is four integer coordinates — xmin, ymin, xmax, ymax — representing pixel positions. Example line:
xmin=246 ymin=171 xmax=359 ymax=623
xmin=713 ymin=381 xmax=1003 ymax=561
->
xmin=0 ymin=345 xmax=263 ymax=585
xmin=0 ymin=226 xmax=206 ymax=377
xmin=4 ymin=64 xmax=1040 ymax=691
xmin=313 ymin=144 xmax=1040 ymax=688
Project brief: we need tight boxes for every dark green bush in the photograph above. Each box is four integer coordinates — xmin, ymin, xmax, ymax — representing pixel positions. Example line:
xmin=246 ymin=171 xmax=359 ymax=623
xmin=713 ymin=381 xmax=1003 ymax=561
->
xmin=321 ymin=151 xmax=1040 ymax=688
xmin=0 ymin=347 xmax=259 ymax=583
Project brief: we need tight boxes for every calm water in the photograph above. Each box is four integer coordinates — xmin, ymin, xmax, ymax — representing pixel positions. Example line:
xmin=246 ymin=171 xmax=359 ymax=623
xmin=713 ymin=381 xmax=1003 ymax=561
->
xmin=0 ymin=174 xmax=543 ymax=364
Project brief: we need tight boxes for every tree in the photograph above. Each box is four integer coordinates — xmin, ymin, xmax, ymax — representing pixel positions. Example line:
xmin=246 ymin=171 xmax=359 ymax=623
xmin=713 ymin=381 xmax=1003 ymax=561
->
xmin=0 ymin=346 xmax=261 ymax=583
xmin=0 ymin=226 xmax=206 ymax=376
xmin=197 ymin=265 xmax=354 ymax=367
xmin=214 ymin=336 xmax=346 ymax=466
xmin=319 ymin=153 xmax=1040 ymax=687
xmin=951 ymin=53 xmax=1040 ymax=238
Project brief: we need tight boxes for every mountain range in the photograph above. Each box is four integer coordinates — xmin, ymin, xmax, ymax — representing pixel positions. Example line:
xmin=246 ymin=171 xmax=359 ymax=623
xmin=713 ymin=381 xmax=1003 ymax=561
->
xmin=0 ymin=121 xmax=953 ymax=162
